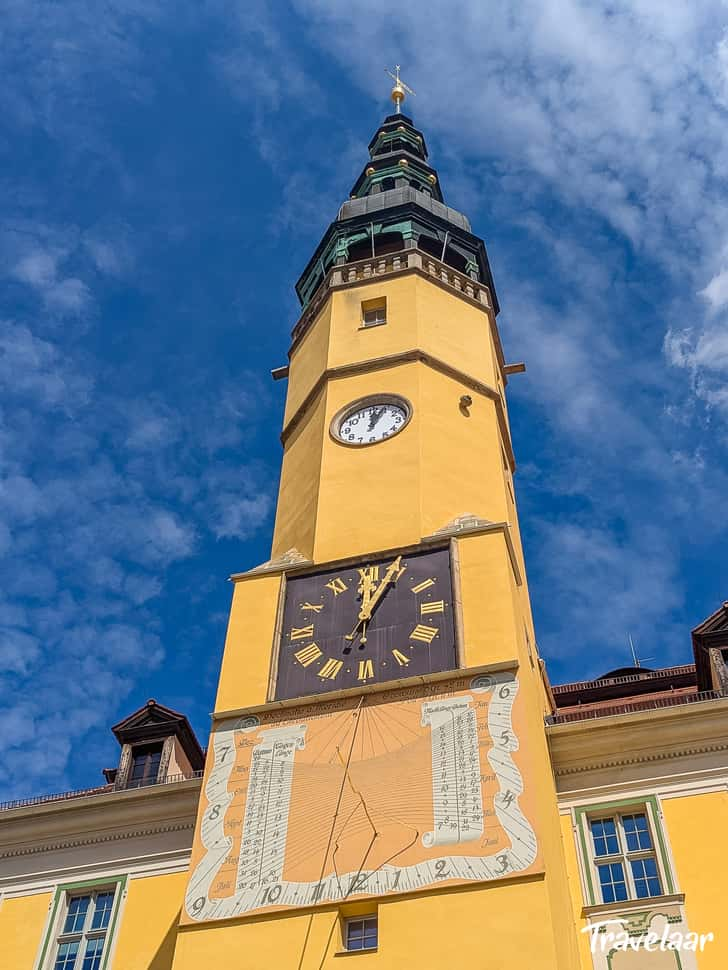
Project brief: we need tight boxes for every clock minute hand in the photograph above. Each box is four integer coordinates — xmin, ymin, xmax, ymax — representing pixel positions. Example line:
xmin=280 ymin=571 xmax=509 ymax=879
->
xmin=367 ymin=407 xmax=385 ymax=432
xmin=345 ymin=556 xmax=406 ymax=641
xmin=359 ymin=556 xmax=404 ymax=620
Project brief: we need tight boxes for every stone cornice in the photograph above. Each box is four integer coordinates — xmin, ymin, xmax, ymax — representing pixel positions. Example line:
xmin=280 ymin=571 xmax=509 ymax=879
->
xmin=0 ymin=821 xmax=195 ymax=860
xmin=548 ymin=695 xmax=728 ymax=780
xmin=0 ymin=778 xmax=201 ymax=859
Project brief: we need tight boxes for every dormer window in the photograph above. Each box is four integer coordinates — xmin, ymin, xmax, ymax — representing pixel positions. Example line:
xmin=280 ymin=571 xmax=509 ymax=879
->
xmin=127 ymin=742 xmax=163 ymax=788
xmin=110 ymin=698 xmax=205 ymax=791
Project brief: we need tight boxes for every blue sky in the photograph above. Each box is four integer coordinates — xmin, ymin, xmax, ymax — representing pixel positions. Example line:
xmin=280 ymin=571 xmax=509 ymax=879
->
xmin=3 ymin=0 xmax=728 ymax=799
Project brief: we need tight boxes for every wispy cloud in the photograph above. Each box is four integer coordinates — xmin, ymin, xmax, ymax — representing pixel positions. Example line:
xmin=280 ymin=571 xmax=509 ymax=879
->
xmin=0 ymin=239 xmax=273 ymax=796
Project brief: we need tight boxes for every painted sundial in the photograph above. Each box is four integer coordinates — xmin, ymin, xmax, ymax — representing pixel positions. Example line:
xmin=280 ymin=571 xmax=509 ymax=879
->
xmin=183 ymin=669 xmax=540 ymax=922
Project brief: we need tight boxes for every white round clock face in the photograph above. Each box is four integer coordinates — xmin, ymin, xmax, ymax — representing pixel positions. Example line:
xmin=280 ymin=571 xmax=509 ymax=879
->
xmin=334 ymin=397 xmax=411 ymax=445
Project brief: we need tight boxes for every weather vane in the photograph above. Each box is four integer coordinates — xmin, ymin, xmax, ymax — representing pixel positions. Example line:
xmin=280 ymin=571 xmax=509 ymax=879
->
xmin=385 ymin=65 xmax=415 ymax=113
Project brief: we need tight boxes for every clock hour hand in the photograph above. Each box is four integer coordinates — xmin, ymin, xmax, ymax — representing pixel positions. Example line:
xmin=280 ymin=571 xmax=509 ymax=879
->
xmin=367 ymin=407 xmax=385 ymax=432
xmin=345 ymin=556 xmax=406 ymax=642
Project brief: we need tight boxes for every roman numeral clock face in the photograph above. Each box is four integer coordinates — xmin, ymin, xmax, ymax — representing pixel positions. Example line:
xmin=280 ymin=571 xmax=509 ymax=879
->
xmin=274 ymin=546 xmax=457 ymax=700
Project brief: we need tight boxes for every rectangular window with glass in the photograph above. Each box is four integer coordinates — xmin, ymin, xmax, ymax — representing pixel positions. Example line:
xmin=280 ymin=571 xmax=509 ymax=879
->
xmin=127 ymin=742 xmax=163 ymax=788
xmin=589 ymin=811 xmax=663 ymax=903
xmin=345 ymin=915 xmax=378 ymax=951
xmin=38 ymin=878 xmax=125 ymax=970
xmin=360 ymin=298 xmax=387 ymax=328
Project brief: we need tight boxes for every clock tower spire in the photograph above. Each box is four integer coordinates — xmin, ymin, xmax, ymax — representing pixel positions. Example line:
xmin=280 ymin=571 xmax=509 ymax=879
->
xmin=271 ymin=100 xmax=509 ymax=568
xmin=174 ymin=94 xmax=581 ymax=970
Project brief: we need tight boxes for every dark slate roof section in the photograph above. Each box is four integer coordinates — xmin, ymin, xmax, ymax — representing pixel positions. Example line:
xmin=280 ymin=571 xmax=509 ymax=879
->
xmin=338 ymin=186 xmax=471 ymax=232
xmin=367 ymin=113 xmax=429 ymax=158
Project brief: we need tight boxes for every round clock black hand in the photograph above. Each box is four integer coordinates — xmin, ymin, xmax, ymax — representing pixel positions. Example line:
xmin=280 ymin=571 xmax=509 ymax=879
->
xmin=367 ymin=407 xmax=385 ymax=431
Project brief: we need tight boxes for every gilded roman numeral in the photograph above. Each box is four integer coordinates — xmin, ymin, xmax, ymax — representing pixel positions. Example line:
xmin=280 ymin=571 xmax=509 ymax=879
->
xmin=300 ymin=602 xmax=324 ymax=613
xmin=411 ymin=578 xmax=435 ymax=594
xmin=290 ymin=624 xmax=314 ymax=640
xmin=410 ymin=624 xmax=438 ymax=644
xmin=357 ymin=659 xmax=374 ymax=681
xmin=392 ymin=649 xmax=410 ymax=666
xmin=420 ymin=600 xmax=445 ymax=615
xmin=294 ymin=643 xmax=323 ymax=667
xmin=325 ymin=577 xmax=347 ymax=596
xmin=318 ymin=657 xmax=343 ymax=679
xmin=357 ymin=565 xmax=379 ymax=583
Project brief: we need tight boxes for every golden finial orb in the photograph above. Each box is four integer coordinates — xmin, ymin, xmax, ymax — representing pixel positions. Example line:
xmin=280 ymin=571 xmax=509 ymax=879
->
xmin=385 ymin=66 xmax=415 ymax=114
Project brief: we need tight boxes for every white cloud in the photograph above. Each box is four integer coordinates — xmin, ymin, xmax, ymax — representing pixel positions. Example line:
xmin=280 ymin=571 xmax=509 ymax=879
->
xmin=533 ymin=520 xmax=683 ymax=672
xmin=0 ymin=302 xmax=272 ymax=795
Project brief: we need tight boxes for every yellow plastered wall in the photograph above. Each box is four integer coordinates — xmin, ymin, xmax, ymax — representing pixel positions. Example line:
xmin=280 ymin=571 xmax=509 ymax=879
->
xmin=457 ymin=532 xmax=580 ymax=968
xmin=273 ymin=274 xmax=511 ymax=563
xmin=283 ymin=300 xmax=332 ymax=425
xmin=0 ymin=891 xmax=52 ymax=968
xmin=271 ymin=391 xmax=327 ymax=561
xmin=215 ymin=571 xmax=283 ymax=713
xmin=559 ymin=811 xmax=600 ymax=969
xmin=113 ymin=872 xmax=188 ymax=970
xmin=661 ymin=790 xmax=728 ymax=969
xmin=274 ymin=363 xmax=512 ymax=565
xmin=173 ymin=877 xmax=564 ymax=970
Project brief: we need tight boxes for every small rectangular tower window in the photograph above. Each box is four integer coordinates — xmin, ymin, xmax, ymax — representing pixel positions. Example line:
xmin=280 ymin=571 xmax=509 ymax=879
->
xmin=589 ymin=811 xmax=663 ymax=902
xmin=361 ymin=297 xmax=386 ymax=328
xmin=344 ymin=915 xmax=378 ymax=951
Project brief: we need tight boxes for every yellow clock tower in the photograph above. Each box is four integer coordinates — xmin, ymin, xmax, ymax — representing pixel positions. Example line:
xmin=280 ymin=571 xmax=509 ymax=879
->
xmin=171 ymin=82 xmax=581 ymax=970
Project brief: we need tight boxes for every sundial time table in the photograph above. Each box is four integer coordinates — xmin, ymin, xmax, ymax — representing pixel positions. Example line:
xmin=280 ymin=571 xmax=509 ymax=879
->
xmin=183 ymin=668 xmax=541 ymax=922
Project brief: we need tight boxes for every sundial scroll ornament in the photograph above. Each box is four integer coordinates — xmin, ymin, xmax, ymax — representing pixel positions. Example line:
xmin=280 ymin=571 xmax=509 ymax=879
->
xmin=183 ymin=671 xmax=540 ymax=923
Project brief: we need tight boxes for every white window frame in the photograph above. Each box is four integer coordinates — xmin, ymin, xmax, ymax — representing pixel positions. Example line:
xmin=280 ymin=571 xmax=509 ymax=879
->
xmin=38 ymin=877 xmax=125 ymax=970
xmin=343 ymin=914 xmax=378 ymax=952
xmin=360 ymin=300 xmax=387 ymax=329
xmin=586 ymin=807 xmax=665 ymax=904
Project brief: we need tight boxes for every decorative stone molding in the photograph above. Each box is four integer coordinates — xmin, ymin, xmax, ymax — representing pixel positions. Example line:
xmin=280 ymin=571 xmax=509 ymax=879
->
xmin=0 ymin=821 xmax=195 ymax=859
xmin=549 ymin=694 xmax=728 ymax=794
xmin=232 ymin=548 xmax=312 ymax=579
xmin=554 ymin=740 xmax=728 ymax=777
xmin=424 ymin=513 xmax=495 ymax=537
xmin=158 ymin=736 xmax=174 ymax=782
xmin=114 ymin=743 xmax=132 ymax=791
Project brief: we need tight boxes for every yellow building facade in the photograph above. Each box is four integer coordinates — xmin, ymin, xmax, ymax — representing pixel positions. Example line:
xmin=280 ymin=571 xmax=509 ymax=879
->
xmin=2 ymin=98 xmax=727 ymax=970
